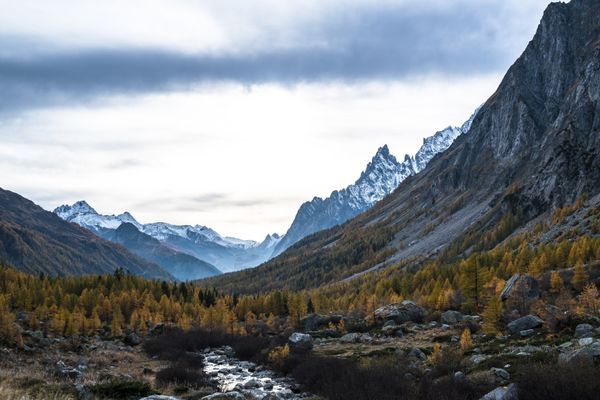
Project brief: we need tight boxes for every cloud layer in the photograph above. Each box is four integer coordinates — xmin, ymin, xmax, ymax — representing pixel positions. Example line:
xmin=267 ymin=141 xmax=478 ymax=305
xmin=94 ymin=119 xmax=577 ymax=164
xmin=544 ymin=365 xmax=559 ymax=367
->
xmin=0 ymin=0 xmax=548 ymax=114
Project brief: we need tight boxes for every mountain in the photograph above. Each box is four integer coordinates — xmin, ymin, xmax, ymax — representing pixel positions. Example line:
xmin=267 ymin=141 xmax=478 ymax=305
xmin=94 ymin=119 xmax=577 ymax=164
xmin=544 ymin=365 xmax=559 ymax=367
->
xmin=54 ymin=201 xmax=280 ymax=272
xmin=102 ymin=222 xmax=221 ymax=280
xmin=0 ymin=188 xmax=173 ymax=280
xmin=272 ymin=110 xmax=478 ymax=256
xmin=200 ymin=0 xmax=600 ymax=293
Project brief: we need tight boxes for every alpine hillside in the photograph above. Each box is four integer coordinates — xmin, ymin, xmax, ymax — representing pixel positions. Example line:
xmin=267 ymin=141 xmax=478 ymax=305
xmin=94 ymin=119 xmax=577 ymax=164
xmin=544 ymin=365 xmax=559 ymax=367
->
xmin=0 ymin=188 xmax=173 ymax=280
xmin=200 ymin=0 xmax=600 ymax=294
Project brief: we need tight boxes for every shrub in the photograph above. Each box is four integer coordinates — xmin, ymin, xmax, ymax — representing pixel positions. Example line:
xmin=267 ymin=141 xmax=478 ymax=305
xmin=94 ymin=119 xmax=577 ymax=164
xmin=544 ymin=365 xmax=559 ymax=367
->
xmin=514 ymin=361 xmax=600 ymax=400
xmin=87 ymin=380 xmax=154 ymax=399
xmin=155 ymin=365 xmax=208 ymax=389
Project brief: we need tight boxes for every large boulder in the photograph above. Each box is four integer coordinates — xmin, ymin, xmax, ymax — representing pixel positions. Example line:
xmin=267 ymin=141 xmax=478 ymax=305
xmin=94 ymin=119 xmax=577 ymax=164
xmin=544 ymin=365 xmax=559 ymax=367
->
xmin=558 ymin=347 xmax=595 ymax=366
xmin=480 ymin=384 xmax=518 ymax=400
xmin=374 ymin=301 xmax=424 ymax=324
xmin=500 ymin=274 xmax=539 ymax=302
xmin=574 ymin=323 xmax=594 ymax=338
xmin=506 ymin=315 xmax=543 ymax=334
xmin=288 ymin=332 xmax=313 ymax=353
xmin=140 ymin=396 xmax=181 ymax=400
xmin=300 ymin=314 xmax=342 ymax=331
xmin=441 ymin=310 xmax=464 ymax=325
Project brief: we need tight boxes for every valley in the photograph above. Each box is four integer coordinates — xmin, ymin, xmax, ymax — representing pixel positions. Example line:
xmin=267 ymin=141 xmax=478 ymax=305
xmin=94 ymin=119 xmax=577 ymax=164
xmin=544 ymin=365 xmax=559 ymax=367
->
xmin=0 ymin=0 xmax=599 ymax=399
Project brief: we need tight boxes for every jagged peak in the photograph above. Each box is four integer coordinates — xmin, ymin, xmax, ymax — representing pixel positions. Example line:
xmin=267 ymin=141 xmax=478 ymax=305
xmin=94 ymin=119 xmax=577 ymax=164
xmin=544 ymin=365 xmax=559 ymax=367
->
xmin=54 ymin=200 xmax=97 ymax=216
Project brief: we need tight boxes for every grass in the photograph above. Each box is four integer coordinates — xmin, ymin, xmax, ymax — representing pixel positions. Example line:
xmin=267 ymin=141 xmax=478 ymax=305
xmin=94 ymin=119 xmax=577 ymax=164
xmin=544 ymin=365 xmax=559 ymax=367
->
xmin=0 ymin=384 xmax=76 ymax=400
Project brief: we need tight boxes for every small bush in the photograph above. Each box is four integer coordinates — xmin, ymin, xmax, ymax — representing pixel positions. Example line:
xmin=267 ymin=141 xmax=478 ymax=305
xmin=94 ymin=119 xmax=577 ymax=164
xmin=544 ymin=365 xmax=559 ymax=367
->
xmin=87 ymin=380 xmax=154 ymax=399
xmin=515 ymin=361 xmax=600 ymax=400
xmin=155 ymin=365 xmax=208 ymax=389
xmin=143 ymin=327 xmax=275 ymax=363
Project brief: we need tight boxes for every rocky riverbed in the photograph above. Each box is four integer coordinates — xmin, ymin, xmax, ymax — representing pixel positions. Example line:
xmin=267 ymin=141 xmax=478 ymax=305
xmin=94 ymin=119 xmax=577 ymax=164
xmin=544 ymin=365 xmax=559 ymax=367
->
xmin=201 ymin=347 xmax=313 ymax=400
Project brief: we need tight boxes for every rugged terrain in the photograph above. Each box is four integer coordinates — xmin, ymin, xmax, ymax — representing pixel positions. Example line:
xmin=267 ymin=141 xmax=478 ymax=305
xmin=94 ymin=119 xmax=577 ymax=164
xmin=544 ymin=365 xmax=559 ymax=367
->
xmin=201 ymin=0 xmax=600 ymax=294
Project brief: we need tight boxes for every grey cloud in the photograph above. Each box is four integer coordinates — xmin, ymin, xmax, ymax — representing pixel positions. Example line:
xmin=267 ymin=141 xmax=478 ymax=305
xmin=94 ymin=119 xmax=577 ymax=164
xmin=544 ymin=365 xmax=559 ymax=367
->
xmin=134 ymin=193 xmax=301 ymax=212
xmin=0 ymin=1 xmax=540 ymax=114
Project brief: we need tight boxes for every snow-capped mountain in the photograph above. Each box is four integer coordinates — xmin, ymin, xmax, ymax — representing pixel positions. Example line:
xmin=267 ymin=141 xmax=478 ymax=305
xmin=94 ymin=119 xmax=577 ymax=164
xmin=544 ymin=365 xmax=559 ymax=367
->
xmin=53 ymin=202 xmax=281 ymax=272
xmin=271 ymin=108 xmax=480 ymax=256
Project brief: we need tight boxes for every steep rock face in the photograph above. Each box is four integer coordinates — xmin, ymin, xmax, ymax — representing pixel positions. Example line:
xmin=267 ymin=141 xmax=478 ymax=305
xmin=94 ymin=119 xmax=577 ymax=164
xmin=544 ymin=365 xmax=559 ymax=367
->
xmin=200 ymin=0 xmax=600 ymax=293
xmin=0 ymin=188 xmax=173 ymax=280
xmin=273 ymin=111 xmax=477 ymax=256
xmin=102 ymin=223 xmax=221 ymax=281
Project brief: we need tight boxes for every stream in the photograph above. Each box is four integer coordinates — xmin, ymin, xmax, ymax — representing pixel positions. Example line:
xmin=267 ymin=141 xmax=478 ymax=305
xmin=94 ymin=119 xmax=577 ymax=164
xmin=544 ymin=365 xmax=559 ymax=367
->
xmin=202 ymin=347 xmax=313 ymax=399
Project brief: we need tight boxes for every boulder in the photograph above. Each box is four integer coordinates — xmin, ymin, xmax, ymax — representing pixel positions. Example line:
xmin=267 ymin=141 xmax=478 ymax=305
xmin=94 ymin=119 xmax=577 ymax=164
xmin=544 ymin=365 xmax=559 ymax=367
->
xmin=519 ymin=329 xmax=535 ymax=337
xmin=381 ymin=322 xmax=403 ymax=336
xmin=124 ymin=332 xmax=141 ymax=346
xmin=408 ymin=347 xmax=427 ymax=361
xmin=201 ymin=393 xmax=245 ymax=400
xmin=480 ymin=384 xmax=518 ymax=400
xmin=340 ymin=333 xmax=372 ymax=343
xmin=579 ymin=337 xmax=594 ymax=346
xmin=558 ymin=347 xmax=595 ymax=366
xmin=140 ymin=396 xmax=181 ymax=400
xmin=300 ymin=313 xmax=343 ymax=331
xmin=574 ymin=323 xmax=594 ymax=338
xmin=288 ymin=332 xmax=313 ymax=353
xmin=506 ymin=315 xmax=543 ymax=334
xmin=441 ymin=310 xmax=464 ymax=325
xmin=491 ymin=368 xmax=510 ymax=381
xmin=374 ymin=301 xmax=424 ymax=324
xmin=500 ymin=273 xmax=539 ymax=302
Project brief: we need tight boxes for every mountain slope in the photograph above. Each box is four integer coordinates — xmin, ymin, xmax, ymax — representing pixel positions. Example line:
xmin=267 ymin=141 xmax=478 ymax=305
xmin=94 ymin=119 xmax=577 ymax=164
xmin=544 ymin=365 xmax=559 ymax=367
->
xmin=0 ymin=188 xmax=173 ymax=280
xmin=200 ymin=0 xmax=600 ymax=293
xmin=102 ymin=223 xmax=221 ymax=280
xmin=273 ymin=113 xmax=478 ymax=256
xmin=54 ymin=201 xmax=279 ymax=272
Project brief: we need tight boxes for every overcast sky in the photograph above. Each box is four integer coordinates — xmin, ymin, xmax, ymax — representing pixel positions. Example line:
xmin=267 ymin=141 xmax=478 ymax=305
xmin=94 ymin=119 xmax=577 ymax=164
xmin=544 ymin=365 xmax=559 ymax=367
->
xmin=0 ymin=0 xmax=552 ymax=240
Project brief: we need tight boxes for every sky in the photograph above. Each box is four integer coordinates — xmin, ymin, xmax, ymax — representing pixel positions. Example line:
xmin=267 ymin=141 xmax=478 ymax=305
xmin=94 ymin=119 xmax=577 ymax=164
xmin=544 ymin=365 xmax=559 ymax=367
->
xmin=0 ymin=0 xmax=553 ymax=241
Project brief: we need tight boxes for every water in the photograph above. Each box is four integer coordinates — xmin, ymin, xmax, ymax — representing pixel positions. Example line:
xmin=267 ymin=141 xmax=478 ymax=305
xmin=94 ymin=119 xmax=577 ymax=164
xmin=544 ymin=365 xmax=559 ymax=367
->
xmin=202 ymin=347 xmax=312 ymax=399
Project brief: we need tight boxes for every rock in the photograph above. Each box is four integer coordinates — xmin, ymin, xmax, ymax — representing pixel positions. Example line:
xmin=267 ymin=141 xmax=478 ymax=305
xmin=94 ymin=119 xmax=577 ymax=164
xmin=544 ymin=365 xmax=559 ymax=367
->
xmin=140 ymin=396 xmax=180 ymax=400
xmin=288 ymin=332 xmax=313 ymax=353
xmin=480 ymin=383 xmax=518 ymax=400
xmin=470 ymin=354 xmax=490 ymax=365
xmin=558 ymin=341 xmax=573 ymax=349
xmin=441 ymin=310 xmax=464 ymax=325
xmin=55 ymin=361 xmax=83 ymax=381
xmin=491 ymin=368 xmax=510 ymax=381
xmin=243 ymin=378 xmax=261 ymax=389
xmin=340 ymin=333 xmax=372 ymax=343
xmin=124 ymin=332 xmax=141 ymax=346
xmin=373 ymin=301 xmax=424 ymax=324
xmin=579 ymin=337 xmax=594 ymax=346
xmin=408 ymin=347 xmax=427 ymax=361
xmin=506 ymin=315 xmax=543 ymax=334
xmin=519 ymin=329 xmax=535 ymax=337
xmin=558 ymin=347 xmax=595 ymax=366
xmin=453 ymin=371 xmax=466 ymax=382
xmin=574 ymin=323 xmax=594 ymax=338
xmin=201 ymin=392 xmax=245 ymax=400
xmin=300 ymin=313 xmax=343 ymax=331
xmin=500 ymin=273 xmax=539 ymax=302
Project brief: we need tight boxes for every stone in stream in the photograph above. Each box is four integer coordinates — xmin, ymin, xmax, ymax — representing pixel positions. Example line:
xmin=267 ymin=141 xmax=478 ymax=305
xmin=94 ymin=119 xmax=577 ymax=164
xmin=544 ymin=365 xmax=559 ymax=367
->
xmin=201 ymin=393 xmax=246 ymax=400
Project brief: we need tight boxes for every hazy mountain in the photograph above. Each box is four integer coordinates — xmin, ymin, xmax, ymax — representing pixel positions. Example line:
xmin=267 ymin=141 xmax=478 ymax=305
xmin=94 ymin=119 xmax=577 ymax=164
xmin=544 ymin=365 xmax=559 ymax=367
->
xmin=0 ymin=188 xmax=173 ymax=280
xmin=102 ymin=222 xmax=221 ymax=281
xmin=201 ymin=0 xmax=600 ymax=293
xmin=54 ymin=201 xmax=281 ymax=272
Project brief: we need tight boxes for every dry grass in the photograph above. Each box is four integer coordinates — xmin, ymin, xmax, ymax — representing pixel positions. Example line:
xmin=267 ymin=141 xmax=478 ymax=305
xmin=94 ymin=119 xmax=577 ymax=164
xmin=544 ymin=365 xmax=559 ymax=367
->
xmin=0 ymin=384 xmax=76 ymax=400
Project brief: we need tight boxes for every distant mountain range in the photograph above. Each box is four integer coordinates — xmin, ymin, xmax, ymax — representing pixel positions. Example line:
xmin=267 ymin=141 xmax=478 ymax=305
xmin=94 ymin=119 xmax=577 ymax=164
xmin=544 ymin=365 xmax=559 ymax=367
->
xmin=272 ymin=108 xmax=479 ymax=256
xmin=0 ymin=187 xmax=173 ymax=280
xmin=54 ymin=201 xmax=280 ymax=273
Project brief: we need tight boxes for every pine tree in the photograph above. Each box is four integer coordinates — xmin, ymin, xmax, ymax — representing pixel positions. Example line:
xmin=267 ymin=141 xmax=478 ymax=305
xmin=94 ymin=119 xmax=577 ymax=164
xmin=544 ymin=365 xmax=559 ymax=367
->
xmin=481 ymin=296 xmax=503 ymax=335
xmin=572 ymin=261 xmax=588 ymax=292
